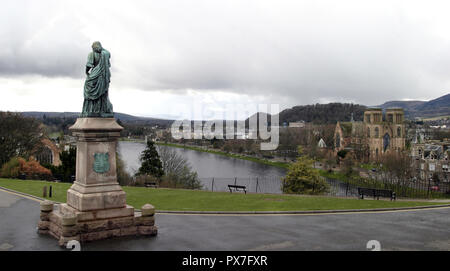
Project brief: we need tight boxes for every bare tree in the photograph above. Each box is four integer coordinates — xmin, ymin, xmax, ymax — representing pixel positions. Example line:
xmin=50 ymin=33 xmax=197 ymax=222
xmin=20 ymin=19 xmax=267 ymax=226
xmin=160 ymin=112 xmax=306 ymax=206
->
xmin=349 ymin=123 xmax=370 ymax=163
xmin=380 ymin=151 xmax=414 ymax=196
xmin=157 ymin=145 xmax=202 ymax=189
xmin=116 ymin=151 xmax=132 ymax=186
xmin=158 ymin=146 xmax=188 ymax=176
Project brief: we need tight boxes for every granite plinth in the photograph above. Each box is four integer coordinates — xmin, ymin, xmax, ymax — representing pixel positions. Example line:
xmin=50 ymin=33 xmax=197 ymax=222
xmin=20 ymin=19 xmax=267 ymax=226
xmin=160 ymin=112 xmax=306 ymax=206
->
xmin=37 ymin=118 xmax=158 ymax=245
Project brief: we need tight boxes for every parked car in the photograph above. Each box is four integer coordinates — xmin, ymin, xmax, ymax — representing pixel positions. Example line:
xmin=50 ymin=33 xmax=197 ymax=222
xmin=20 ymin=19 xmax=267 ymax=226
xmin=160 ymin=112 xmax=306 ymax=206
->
xmin=430 ymin=186 xmax=440 ymax=191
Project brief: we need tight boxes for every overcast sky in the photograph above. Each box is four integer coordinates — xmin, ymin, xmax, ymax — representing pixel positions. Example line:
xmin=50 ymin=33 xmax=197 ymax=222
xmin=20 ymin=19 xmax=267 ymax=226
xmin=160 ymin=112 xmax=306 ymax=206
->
xmin=1 ymin=0 xmax=450 ymax=120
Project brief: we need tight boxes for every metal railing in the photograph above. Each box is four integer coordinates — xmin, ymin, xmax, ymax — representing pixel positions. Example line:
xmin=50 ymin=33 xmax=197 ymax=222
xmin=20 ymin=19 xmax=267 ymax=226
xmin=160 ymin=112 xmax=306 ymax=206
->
xmin=199 ymin=177 xmax=283 ymax=194
xmin=195 ymin=176 xmax=450 ymax=199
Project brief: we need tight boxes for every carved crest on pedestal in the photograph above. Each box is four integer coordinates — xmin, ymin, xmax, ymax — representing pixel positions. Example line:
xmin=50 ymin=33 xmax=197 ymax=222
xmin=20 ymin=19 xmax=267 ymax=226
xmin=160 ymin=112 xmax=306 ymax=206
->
xmin=93 ymin=152 xmax=110 ymax=173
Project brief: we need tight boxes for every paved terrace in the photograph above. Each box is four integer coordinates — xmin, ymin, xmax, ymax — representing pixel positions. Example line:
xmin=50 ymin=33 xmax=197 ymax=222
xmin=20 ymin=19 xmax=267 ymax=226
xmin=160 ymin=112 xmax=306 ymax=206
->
xmin=0 ymin=189 xmax=449 ymax=251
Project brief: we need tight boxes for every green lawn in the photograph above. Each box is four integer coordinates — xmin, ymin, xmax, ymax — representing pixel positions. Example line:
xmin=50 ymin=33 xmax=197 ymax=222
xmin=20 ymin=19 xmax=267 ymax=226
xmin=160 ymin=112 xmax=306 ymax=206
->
xmin=0 ymin=178 xmax=444 ymax=212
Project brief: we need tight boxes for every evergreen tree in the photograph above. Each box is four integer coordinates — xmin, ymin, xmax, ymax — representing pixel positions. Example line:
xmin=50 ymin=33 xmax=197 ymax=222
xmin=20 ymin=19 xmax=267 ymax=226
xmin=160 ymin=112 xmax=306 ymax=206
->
xmin=44 ymin=147 xmax=76 ymax=182
xmin=137 ymin=141 xmax=164 ymax=178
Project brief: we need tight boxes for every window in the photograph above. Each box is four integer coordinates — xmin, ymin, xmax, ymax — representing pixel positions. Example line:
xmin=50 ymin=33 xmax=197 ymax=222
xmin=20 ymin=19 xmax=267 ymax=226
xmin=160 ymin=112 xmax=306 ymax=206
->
xmin=383 ymin=133 xmax=390 ymax=152
xmin=335 ymin=133 xmax=341 ymax=148
xmin=429 ymin=163 xmax=435 ymax=171
xmin=367 ymin=127 xmax=370 ymax=138
xmin=397 ymin=127 xmax=401 ymax=137
xmin=388 ymin=114 xmax=393 ymax=122
xmin=36 ymin=146 xmax=53 ymax=165
xmin=375 ymin=127 xmax=379 ymax=138
xmin=374 ymin=114 xmax=381 ymax=122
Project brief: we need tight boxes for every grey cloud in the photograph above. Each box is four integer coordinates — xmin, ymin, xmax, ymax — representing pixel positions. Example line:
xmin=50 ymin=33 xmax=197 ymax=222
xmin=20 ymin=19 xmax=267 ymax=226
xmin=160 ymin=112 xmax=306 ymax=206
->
xmin=0 ymin=0 xmax=89 ymax=78
xmin=1 ymin=0 xmax=449 ymax=106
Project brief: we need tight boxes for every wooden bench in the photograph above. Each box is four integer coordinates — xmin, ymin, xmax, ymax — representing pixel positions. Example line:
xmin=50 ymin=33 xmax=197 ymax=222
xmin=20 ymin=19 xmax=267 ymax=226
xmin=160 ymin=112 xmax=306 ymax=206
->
xmin=228 ymin=184 xmax=247 ymax=194
xmin=145 ymin=182 xmax=158 ymax=188
xmin=358 ymin=187 xmax=376 ymax=199
xmin=358 ymin=187 xmax=396 ymax=201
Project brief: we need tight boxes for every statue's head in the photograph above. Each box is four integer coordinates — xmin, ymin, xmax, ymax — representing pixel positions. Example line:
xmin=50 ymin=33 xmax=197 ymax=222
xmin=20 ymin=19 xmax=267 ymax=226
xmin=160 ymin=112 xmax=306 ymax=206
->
xmin=92 ymin=41 xmax=103 ymax=53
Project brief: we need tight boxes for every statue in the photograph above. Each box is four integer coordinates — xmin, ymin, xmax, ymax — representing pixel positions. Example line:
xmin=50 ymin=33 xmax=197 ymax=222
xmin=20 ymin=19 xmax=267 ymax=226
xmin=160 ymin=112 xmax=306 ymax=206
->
xmin=37 ymin=42 xmax=158 ymax=246
xmin=80 ymin=41 xmax=114 ymax=118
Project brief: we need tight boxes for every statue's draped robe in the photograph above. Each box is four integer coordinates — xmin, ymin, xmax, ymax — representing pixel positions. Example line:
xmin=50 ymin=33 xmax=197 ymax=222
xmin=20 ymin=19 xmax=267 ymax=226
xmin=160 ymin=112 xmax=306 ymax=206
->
xmin=81 ymin=49 xmax=114 ymax=117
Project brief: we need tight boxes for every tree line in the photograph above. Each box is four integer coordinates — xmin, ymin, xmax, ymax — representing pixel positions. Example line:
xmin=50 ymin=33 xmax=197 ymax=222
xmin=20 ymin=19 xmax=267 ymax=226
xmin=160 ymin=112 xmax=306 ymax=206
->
xmin=279 ymin=103 xmax=366 ymax=124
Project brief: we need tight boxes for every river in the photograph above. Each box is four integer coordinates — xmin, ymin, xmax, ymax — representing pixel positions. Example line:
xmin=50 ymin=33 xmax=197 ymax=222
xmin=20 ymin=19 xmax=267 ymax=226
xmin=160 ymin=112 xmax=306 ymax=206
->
xmin=118 ymin=141 xmax=287 ymax=193
xmin=117 ymin=141 xmax=355 ymax=196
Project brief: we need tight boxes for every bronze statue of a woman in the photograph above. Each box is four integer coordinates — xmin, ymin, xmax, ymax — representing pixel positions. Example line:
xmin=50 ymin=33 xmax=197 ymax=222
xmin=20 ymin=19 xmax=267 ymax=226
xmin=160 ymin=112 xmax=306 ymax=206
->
xmin=81 ymin=41 xmax=114 ymax=118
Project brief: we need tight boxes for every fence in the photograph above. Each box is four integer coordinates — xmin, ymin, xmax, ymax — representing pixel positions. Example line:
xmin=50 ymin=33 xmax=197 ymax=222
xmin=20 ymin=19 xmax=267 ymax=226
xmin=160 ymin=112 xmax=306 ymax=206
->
xmin=327 ymin=177 xmax=450 ymax=199
xmin=196 ymin=176 xmax=450 ymax=199
xmin=199 ymin=177 xmax=283 ymax=194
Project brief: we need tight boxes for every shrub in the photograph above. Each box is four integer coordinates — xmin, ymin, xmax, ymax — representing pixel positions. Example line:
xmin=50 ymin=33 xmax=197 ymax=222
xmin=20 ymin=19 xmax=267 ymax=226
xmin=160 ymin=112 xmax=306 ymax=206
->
xmin=19 ymin=158 xmax=52 ymax=180
xmin=159 ymin=168 xmax=202 ymax=189
xmin=1 ymin=157 xmax=52 ymax=180
xmin=337 ymin=150 xmax=348 ymax=159
xmin=282 ymin=147 xmax=329 ymax=195
xmin=0 ymin=157 xmax=20 ymax=178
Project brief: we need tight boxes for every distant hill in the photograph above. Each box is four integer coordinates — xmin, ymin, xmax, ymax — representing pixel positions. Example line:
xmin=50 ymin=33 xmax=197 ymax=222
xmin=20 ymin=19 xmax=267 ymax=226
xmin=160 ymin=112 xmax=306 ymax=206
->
xmin=21 ymin=111 xmax=174 ymax=127
xmin=245 ymin=103 xmax=366 ymax=125
xmin=376 ymin=100 xmax=426 ymax=111
xmin=377 ymin=93 xmax=450 ymax=118
xmin=14 ymin=94 xmax=450 ymax=128
xmin=244 ymin=112 xmax=272 ymax=128
xmin=246 ymin=93 xmax=449 ymax=125
xmin=278 ymin=103 xmax=366 ymax=124
xmin=416 ymin=93 xmax=450 ymax=117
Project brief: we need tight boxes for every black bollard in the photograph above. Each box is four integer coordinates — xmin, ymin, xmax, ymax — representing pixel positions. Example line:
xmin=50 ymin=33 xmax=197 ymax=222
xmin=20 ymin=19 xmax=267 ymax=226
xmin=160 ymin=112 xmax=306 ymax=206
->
xmin=49 ymin=185 xmax=52 ymax=198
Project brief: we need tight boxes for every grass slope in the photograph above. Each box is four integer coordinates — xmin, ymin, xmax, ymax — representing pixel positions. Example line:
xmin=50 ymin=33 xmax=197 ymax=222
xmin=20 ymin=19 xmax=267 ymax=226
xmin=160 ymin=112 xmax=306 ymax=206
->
xmin=0 ymin=179 xmax=442 ymax=212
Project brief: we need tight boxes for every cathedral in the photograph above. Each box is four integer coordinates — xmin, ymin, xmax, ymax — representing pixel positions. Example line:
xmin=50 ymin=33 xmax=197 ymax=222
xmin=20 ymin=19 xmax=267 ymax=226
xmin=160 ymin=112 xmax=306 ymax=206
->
xmin=334 ymin=108 xmax=406 ymax=160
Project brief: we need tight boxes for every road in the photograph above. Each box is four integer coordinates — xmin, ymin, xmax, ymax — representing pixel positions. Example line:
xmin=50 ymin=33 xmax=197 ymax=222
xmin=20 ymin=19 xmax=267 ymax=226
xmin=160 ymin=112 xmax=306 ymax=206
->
xmin=0 ymin=189 xmax=449 ymax=251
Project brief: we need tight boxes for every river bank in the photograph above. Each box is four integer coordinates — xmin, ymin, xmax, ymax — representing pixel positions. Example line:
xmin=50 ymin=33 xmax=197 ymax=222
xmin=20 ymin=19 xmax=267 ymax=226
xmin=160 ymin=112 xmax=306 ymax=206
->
xmin=120 ymin=139 xmax=351 ymax=178
xmin=155 ymin=142 xmax=291 ymax=169
xmin=120 ymin=138 xmax=340 ymax=175
xmin=119 ymin=138 xmax=292 ymax=169
xmin=120 ymin=139 xmax=347 ymax=179
xmin=117 ymin=141 xmax=288 ymax=187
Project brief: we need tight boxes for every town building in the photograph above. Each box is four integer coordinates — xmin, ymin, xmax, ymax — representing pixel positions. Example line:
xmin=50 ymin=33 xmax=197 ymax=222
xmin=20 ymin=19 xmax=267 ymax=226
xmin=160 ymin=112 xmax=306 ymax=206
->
xmin=317 ymin=138 xmax=327 ymax=148
xmin=35 ymin=138 xmax=61 ymax=166
xmin=411 ymin=139 xmax=449 ymax=182
xmin=288 ymin=121 xmax=305 ymax=128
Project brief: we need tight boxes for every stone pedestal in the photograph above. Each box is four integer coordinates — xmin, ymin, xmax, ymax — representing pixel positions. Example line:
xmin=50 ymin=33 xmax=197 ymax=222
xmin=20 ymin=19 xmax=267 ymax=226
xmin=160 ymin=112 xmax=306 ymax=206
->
xmin=38 ymin=118 xmax=157 ymax=246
